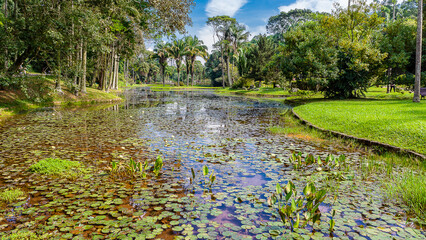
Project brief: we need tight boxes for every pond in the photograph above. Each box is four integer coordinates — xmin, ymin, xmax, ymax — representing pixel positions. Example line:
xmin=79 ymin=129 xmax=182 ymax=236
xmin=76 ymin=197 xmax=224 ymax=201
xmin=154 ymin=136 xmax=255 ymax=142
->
xmin=0 ymin=88 xmax=424 ymax=239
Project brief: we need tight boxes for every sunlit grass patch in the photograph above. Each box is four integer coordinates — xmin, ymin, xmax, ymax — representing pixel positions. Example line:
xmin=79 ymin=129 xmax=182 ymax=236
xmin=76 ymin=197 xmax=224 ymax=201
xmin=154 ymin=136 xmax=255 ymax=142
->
xmin=0 ymin=188 xmax=26 ymax=203
xmin=293 ymin=100 xmax=426 ymax=155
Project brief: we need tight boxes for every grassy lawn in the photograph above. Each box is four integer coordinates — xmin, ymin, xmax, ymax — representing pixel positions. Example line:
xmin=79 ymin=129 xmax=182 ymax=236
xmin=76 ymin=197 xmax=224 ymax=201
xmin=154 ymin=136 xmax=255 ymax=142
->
xmin=364 ymin=87 xmax=414 ymax=100
xmin=293 ymin=100 xmax=426 ymax=155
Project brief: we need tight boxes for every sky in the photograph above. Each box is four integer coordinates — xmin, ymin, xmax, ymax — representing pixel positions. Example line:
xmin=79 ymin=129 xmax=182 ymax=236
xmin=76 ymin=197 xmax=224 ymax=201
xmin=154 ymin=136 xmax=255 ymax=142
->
xmin=182 ymin=0 xmax=359 ymax=53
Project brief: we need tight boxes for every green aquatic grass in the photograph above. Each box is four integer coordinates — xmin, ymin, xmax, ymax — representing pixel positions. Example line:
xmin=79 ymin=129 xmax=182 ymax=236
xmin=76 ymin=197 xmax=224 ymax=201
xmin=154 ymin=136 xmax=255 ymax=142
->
xmin=293 ymin=100 xmax=426 ymax=155
xmin=0 ymin=188 xmax=26 ymax=203
xmin=0 ymin=231 xmax=50 ymax=240
xmin=387 ymin=172 xmax=426 ymax=221
xmin=29 ymin=158 xmax=82 ymax=175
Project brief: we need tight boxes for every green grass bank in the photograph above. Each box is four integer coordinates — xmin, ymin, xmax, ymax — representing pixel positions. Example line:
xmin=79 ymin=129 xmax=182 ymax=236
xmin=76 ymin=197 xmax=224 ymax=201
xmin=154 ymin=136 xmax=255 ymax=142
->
xmin=293 ymin=100 xmax=426 ymax=155
xmin=0 ymin=75 xmax=123 ymax=120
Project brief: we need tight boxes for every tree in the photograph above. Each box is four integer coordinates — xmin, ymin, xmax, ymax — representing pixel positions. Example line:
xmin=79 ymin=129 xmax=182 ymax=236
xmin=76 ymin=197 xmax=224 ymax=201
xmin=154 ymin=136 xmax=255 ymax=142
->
xmin=379 ymin=19 xmax=416 ymax=92
xmin=413 ymin=0 xmax=422 ymax=102
xmin=267 ymin=9 xmax=313 ymax=37
xmin=184 ymin=36 xmax=208 ymax=86
xmin=280 ymin=21 xmax=338 ymax=90
xmin=321 ymin=0 xmax=386 ymax=98
xmin=205 ymin=51 xmax=223 ymax=86
xmin=245 ymin=35 xmax=277 ymax=86
xmin=153 ymin=42 xmax=171 ymax=86
xmin=227 ymin=23 xmax=249 ymax=84
xmin=0 ymin=0 xmax=195 ymax=93
xmin=207 ymin=15 xmax=237 ymax=87
xmin=168 ymin=38 xmax=186 ymax=86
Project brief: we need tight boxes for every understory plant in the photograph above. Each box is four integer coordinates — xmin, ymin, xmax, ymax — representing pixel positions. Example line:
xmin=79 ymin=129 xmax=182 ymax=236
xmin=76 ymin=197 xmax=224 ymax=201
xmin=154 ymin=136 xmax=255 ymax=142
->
xmin=268 ymin=181 xmax=327 ymax=232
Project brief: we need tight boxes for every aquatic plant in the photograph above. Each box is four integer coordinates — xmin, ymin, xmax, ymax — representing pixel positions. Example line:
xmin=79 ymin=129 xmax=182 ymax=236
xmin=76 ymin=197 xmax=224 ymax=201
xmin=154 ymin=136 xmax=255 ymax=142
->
xmin=268 ymin=181 xmax=328 ymax=232
xmin=289 ymin=153 xmax=346 ymax=171
xmin=28 ymin=158 xmax=85 ymax=179
xmin=0 ymin=230 xmax=51 ymax=240
xmin=189 ymin=165 xmax=216 ymax=188
xmin=109 ymin=156 xmax=162 ymax=178
xmin=387 ymin=172 xmax=426 ymax=221
xmin=0 ymin=188 xmax=26 ymax=203
xmin=202 ymin=165 xmax=216 ymax=187
xmin=153 ymin=155 xmax=163 ymax=176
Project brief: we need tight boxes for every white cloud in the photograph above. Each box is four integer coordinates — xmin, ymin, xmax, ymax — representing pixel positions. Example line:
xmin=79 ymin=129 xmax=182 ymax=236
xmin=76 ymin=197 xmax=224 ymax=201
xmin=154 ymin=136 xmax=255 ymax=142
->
xmin=278 ymin=0 xmax=395 ymax=13
xmin=248 ymin=25 xmax=266 ymax=39
xmin=279 ymin=0 xmax=347 ymax=13
xmin=198 ymin=25 xmax=216 ymax=55
xmin=206 ymin=0 xmax=248 ymax=17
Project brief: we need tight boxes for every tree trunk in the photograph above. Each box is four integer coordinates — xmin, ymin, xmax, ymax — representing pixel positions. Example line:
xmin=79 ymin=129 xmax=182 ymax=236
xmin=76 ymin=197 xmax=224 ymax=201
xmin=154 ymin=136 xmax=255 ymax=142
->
xmin=414 ymin=0 xmax=423 ymax=102
xmin=226 ymin=56 xmax=232 ymax=86
xmin=55 ymin=50 xmax=63 ymax=94
xmin=7 ymin=46 xmax=33 ymax=74
xmin=191 ymin=60 xmax=195 ymax=87
xmin=80 ymin=42 xmax=87 ymax=94
xmin=4 ymin=0 xmax=8 ymax=71
xmin=113 ymin=54 xmax=119 ymax=90
xmin=108 ymin=46 xmax=115 ymax=90
xmin=220 ymin=48 xmax=225 ymax=88
xmin=177 ymin=62 xmax=181 ymax=86
xmin=186 ymin=59 xmax=190 ymax=86
xmin=162 ymin=65 xmax=165 ymax=86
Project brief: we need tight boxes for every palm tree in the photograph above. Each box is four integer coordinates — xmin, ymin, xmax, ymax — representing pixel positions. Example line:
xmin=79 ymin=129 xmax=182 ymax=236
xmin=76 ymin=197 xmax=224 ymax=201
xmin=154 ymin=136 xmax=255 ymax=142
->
xmin=414 ymin=0 xmax=422 ymax=102
xmin=185 ymin=36 xmax=208 ymax=86
xmin=152 ymin=42 xmax=170 ymax=86
xmin=229 ymin=24 xmax=249 ymax=83
xmin=168 ymin=39 xmax=186 ymax=86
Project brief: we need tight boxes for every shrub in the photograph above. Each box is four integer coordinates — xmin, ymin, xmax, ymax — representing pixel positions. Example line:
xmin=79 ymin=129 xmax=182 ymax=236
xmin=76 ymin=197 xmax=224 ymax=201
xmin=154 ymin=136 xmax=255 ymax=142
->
xmin=231 ymin=77 xmax=255 ymax=89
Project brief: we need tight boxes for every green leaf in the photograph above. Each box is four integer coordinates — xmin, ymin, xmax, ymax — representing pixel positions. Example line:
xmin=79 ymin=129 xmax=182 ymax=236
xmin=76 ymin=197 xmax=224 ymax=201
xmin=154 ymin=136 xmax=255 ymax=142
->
xmin=203 ymin=165 xmax=208 ymax=176
xmin=276 ymin=183 xmax=282 ymax=195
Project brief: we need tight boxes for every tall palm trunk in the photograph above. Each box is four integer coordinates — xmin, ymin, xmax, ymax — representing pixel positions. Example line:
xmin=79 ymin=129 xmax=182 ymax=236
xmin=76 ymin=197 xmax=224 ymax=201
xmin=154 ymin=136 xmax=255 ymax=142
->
xmin=414 ymin=0 xmax=423 ymax=102
xmin=226 ymin=56 xmax=232 ymax=86
xmin=176 ymin=61 xmax=181 ymax=86
xmin=220 ymin=47 xmax=225 ymax=88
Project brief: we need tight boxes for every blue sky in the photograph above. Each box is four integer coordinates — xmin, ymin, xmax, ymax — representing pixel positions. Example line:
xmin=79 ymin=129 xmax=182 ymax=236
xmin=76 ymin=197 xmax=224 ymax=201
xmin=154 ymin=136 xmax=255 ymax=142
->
xmin=181 ymin=0 xmax=354 ymax=53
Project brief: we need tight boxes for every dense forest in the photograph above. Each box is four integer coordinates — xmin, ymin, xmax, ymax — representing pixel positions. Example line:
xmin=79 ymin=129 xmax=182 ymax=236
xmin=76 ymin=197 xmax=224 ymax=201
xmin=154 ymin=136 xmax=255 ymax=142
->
xmin=0 ymin=0 xmax=424 ymax=100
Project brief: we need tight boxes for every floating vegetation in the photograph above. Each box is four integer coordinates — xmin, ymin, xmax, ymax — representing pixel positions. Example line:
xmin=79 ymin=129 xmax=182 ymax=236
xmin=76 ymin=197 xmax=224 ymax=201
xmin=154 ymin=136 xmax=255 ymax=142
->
xmin=0 ymin=230 xmax=51 ymax=240
xmin=0 ymin=188 xmax=26 ymax=204
xmin=28 ymin=158 xmax=88 ymax=179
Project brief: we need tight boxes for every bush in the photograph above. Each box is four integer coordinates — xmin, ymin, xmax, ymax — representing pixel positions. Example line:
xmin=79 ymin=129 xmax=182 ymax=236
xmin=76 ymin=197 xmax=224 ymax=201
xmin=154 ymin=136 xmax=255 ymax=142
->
xmin=231 ymin=77 xmax=255 ymax=89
